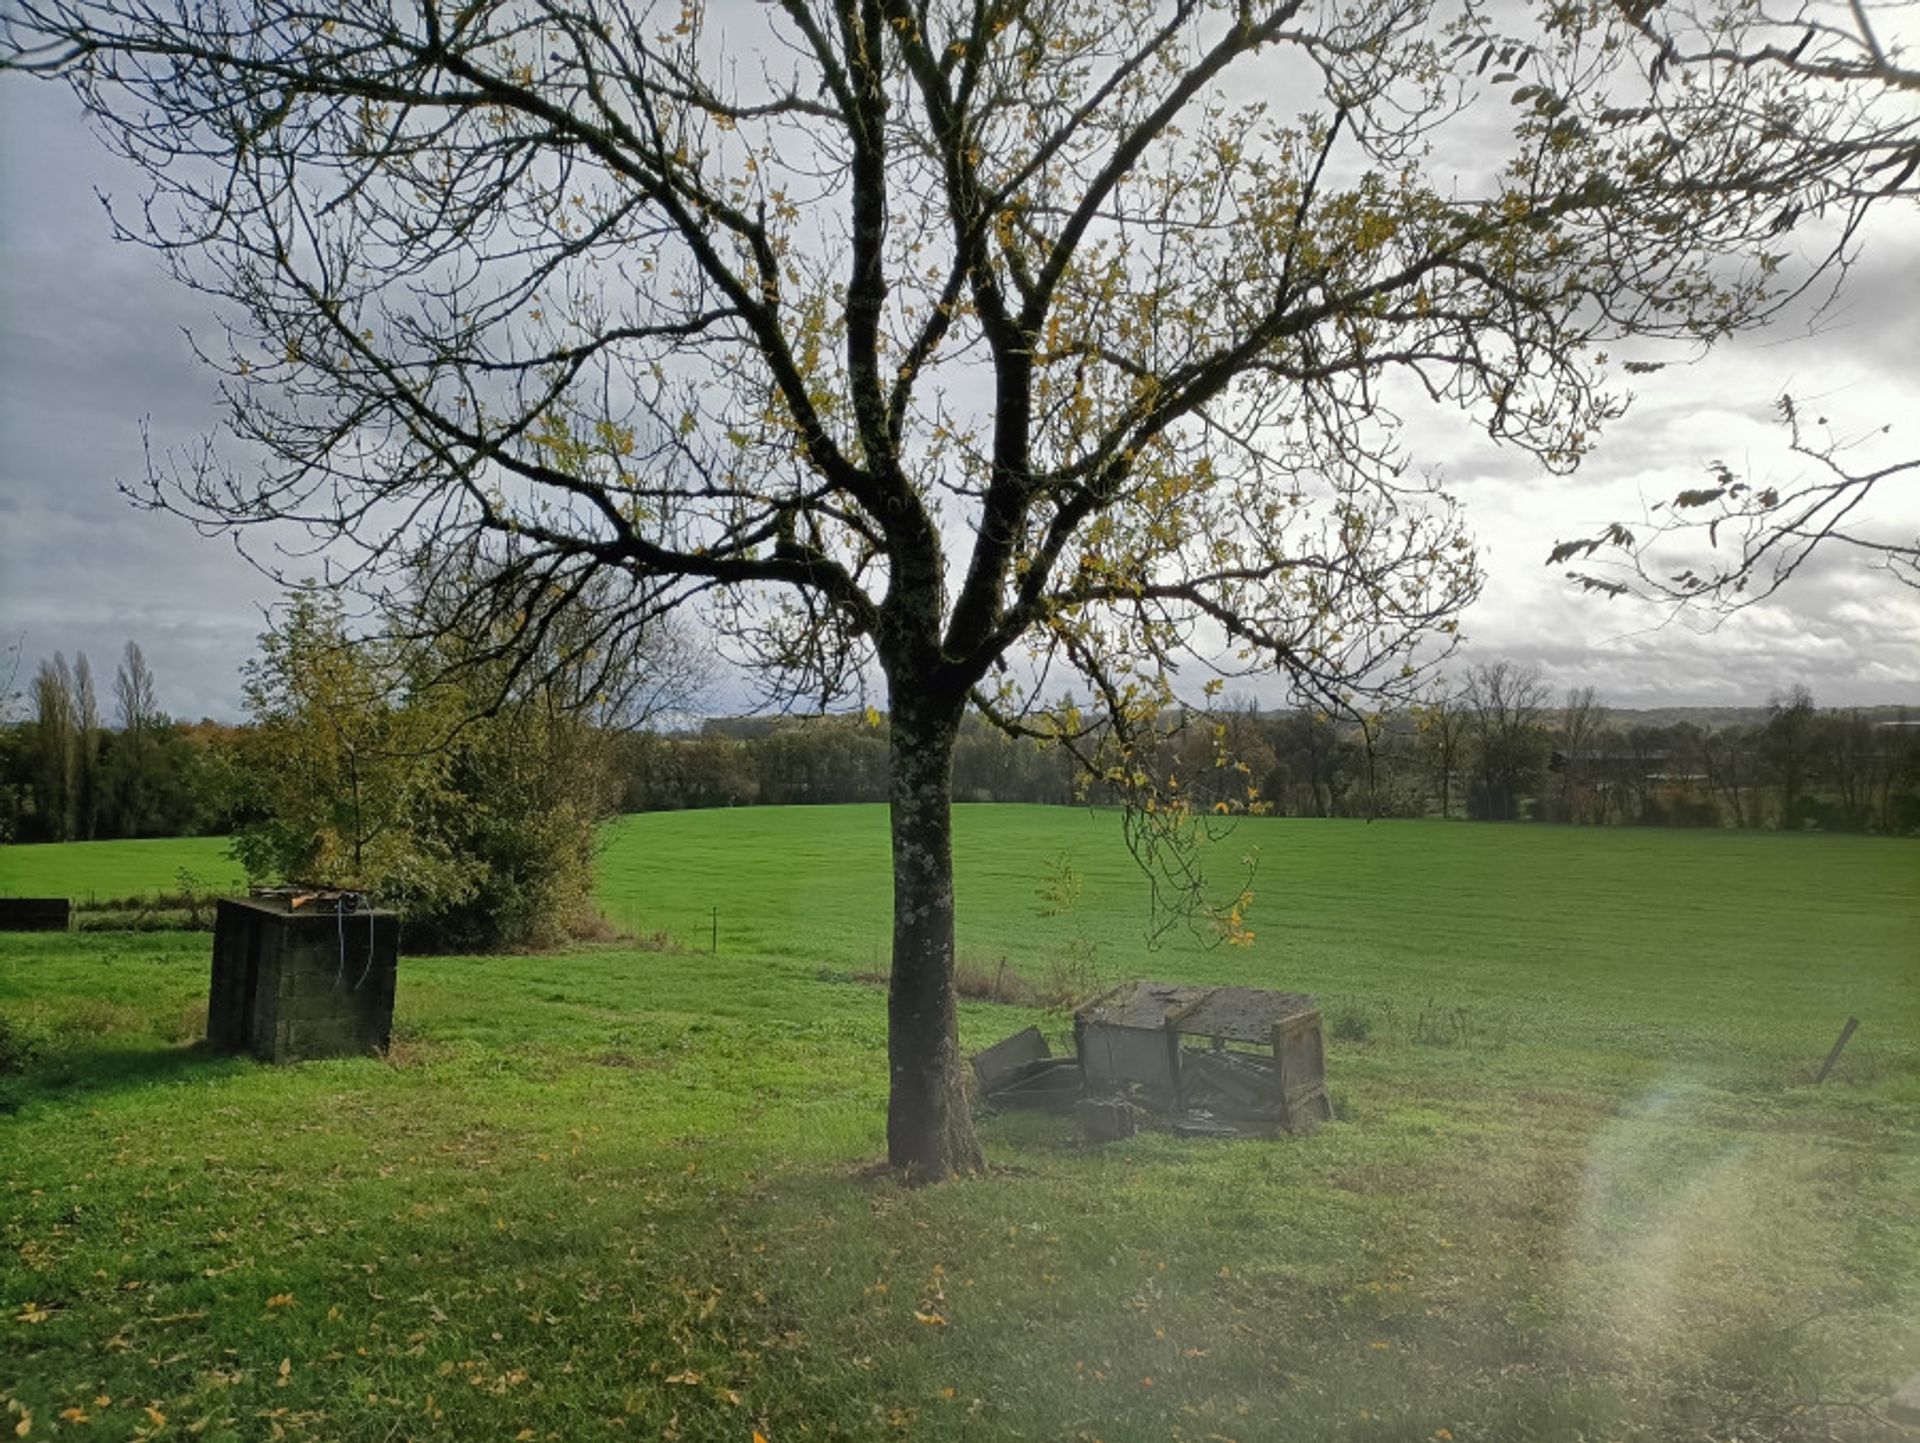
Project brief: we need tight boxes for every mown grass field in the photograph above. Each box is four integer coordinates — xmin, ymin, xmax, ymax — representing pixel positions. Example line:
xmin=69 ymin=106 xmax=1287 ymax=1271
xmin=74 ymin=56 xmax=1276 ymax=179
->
xmin=599 ymin=806 xmax=1920 ymax=1077
xmin=4 ymin=807 xmax=1918 ymax=1443
xmin=0 ymin=836 xmax=244 ymax=905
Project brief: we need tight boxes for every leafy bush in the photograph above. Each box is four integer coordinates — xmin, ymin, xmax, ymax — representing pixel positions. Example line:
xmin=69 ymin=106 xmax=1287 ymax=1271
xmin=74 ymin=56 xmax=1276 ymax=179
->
xmin=232 ymin=593 xmax=634 ymax=952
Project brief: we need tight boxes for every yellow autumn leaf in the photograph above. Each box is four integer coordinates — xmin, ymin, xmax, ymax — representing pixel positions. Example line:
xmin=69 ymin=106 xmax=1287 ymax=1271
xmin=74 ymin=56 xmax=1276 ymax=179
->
xmin=15 ymin=1414 xmax=32 ymax=1438
xmin=266 ymin=1292 xmax=295 ymax=1309
xmin=664 ymin=1371 xmax=702 ymax=1386
xmin=145 ymin=1407 xmax=167 ymax=1427
xmin=57 ymin=1408 xmax=88 ymax=1424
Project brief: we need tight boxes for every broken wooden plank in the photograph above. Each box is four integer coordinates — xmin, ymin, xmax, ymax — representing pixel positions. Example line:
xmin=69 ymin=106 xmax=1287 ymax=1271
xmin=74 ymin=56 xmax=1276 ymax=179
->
xmin=970 ymin=1026 xmax=1050 ymax=1092
xmin=1180 ymin=1048 xmax=1278 ymax=1109
xmin=990 ymin=1059 xmax=1084 ymax=1111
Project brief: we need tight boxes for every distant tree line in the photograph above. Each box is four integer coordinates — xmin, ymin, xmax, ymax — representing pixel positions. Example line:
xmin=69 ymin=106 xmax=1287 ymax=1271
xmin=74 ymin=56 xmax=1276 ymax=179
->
xmin=615 ymin=711 xmax=1081 ymax=812
xmin=0 ymin=642 xmax=240 ymax=844
xmin=7 ymin=643 xmax=1917 ymax=842
xmin=617 ymin=667 xmax=1920 ymax=834
xmin=1411 ymin=666 xmax=1920 ymax=834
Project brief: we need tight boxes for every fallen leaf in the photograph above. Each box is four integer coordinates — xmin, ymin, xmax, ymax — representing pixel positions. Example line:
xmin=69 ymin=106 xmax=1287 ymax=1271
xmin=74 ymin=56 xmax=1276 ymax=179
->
xmin=265 ymin=1293 xmax=295 ymax=1310
xmin=664 ymin=1371 xmax=702 ymax=1386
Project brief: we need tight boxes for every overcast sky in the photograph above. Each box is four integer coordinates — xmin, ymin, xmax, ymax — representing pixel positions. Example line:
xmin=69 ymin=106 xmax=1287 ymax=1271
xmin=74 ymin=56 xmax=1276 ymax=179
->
xmin=3 ymin=69 xmax=1917 ymax=725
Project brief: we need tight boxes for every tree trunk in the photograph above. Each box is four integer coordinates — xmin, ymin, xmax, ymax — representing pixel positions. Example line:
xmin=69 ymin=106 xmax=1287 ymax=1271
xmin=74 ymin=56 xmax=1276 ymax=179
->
xmin=884 ymin=693 xmax=985 ymax=1181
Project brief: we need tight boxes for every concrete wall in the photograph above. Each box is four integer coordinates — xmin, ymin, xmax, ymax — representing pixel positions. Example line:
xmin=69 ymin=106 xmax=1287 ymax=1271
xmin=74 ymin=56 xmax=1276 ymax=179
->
xmin=209 ymin=897 xmax=398 ymax=1062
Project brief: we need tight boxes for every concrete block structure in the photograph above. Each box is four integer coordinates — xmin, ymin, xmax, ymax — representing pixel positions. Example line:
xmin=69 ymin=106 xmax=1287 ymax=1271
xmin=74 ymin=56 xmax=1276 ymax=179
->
xmin=208 ymin=894 xmax=398 ymax=1062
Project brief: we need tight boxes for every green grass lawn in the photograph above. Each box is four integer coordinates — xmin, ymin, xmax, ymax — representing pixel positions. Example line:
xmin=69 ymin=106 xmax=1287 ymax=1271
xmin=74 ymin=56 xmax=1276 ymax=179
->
xmin=4 ymin=808 xmax=1918 ymax=1443
xmin=0 ymin=836 xmax=245 ymax=904
xmin=600 ymin=806 xmax=1920 ymax=1078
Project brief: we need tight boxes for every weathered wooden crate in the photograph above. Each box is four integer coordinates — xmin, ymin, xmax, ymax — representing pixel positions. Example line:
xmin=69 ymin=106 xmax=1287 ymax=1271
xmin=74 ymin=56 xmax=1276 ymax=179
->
xmin=208 ymin=895 xmax=398 ymax=1063
xmin=0 ymin=897 xmax=71 ymax=932
xmin=1074 ymin=980 xmax=1332 ymax=1133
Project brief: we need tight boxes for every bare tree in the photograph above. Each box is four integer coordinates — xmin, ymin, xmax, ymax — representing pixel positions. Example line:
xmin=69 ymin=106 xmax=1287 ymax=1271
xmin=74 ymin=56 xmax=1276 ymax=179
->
xmin=112 ymin=640 xmax=160 ymax=836
xmin=0 ymin=634 xmax=23 ymax=723
xmin=1547 ymin=0 xmax=1920 ymax=610
xmin=1763 ymin=684 xmax=1821 ymax=824
xmin=70 ymin=650 xmax=102 ymax=839
xmin=1695 ymin=721 xmax=1758 ymax=829
xmin=1552 ymin=684 xmax=1606 ymax=825
xmin=1553 ymin=400 xmax=1919 ymax=607
xmin=4 ymin=0 xmax=1903 ymax=1177
xmin=1876 ymin=711 xmax=1920 ymax=834
xmin=1415 ymin=685 xmax=1471 ymax=820
xmin=30 ymin=653 xmax=76 ymax=841
xmin=1607 ymin=0 xmax=1919 ymax=204
xmin=1463 ymin=661 xmax=1550 ymax=822
xmin=112 ymin=640 xmax=157 ymax=733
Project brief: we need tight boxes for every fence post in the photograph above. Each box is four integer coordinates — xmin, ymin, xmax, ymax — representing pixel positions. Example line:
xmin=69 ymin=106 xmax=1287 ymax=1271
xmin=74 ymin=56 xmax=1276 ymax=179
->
xmin=1814 ymin=1016 xmax=1860 ymax=1084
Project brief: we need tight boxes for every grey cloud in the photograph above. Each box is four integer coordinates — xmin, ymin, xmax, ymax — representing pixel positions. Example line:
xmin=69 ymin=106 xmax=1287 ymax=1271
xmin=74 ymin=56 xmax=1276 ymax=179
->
xmin=3 ymin=41 xmax=1916 ymax=722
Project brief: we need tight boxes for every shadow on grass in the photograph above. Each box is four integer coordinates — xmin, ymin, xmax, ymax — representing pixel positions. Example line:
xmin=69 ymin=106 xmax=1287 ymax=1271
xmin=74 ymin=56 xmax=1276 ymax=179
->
xmin=0 ymin=1039 xmax=243 ymax=1113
